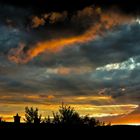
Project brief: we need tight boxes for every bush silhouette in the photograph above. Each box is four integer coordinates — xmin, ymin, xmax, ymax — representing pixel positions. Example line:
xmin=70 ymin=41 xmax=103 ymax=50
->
xmin=24 ymin=107 xmax=42 ymax=124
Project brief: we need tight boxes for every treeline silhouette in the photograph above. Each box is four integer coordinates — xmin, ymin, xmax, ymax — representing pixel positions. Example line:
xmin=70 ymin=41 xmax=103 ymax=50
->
xmin=0 ymin=103 xmax=111 ymax=128
xmin=0 ymin=105 xmax=139 ymax=139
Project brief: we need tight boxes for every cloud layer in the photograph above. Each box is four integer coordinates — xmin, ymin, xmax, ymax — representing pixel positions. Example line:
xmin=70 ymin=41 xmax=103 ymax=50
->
xmin=0 ymin=4 xmax=140 ymax=123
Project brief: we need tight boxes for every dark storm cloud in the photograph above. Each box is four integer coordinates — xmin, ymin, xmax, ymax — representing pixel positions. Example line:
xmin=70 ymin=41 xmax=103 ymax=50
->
xmin=32 ymin=23 xmax=140 ymax=68
xmin=31 ymin=23 xmax=140 ymax=102
xmin=78 ymin=24 xmax=140 ymax=66
xmin=0 ymin=4 xmax=101 ymax=60
xmin=1 ymin=21 xmax=140 ymax=99
xmin=1 ymin=0 xmax=140 ymax=13
xmin=0 ymin=3 xmax=140 ymax=108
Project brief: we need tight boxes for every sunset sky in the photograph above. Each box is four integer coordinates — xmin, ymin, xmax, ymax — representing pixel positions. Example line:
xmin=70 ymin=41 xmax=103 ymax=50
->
xmin=0 ymin=0 xmax=140 ymax=125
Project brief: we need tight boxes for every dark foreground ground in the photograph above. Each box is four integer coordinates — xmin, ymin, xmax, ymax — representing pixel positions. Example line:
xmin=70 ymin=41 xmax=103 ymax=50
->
xmin=0 ymin=123 xmax=139 ymax=139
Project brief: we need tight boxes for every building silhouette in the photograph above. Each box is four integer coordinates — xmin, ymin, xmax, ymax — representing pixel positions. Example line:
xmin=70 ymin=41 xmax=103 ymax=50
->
xmin=13 ymin=113 xmax=21 ymax=124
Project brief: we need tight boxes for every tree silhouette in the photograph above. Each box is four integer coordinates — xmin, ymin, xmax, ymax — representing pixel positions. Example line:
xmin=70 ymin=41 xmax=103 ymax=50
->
xmin=52 ymin=103 xmax=104 ymax=127
xmin=52 ymin=112 xmax=61 ymax=124
xmin=22 ymin=104 xmax=107 ymax=127
xmin=53 ymin=103 xmax=82 ymax=125
xmin=24 ymin=107 xmax=42 ymax=124
xmin=42 ymin=116 xmax=51 ymax=124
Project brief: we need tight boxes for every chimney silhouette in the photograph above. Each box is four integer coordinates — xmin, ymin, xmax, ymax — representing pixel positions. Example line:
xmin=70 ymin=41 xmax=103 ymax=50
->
xmin=0 ymin=117 xmax=2 ymax=123
xmin=14 ymin=113 xmax=21 ymax=124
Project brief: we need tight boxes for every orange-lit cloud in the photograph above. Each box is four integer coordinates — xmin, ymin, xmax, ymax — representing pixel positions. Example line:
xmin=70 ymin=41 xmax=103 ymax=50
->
xmin=23 ymin=95 xmax=55 ymax=100
xmin=45 ymin=66 xmax=93 ymax=75
xmin=8 ymin=11 xmax=132 ymax=64
xmin=8 ymin=42 xmax=27 ymax=64
xmin=49 ymin=11 xmax=68 ymax=23
xmin=31 ymin=16 xmax=46 ymax=28
xmin=62 ymin=95 xmax=113 ymax=104
xmin=31 ymin=11 xmax=68 ymax=27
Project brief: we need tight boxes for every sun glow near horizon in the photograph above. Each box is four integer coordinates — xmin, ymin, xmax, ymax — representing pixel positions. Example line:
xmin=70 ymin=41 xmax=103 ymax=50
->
xmin=0 ymin=102 xmax=138 ymax=125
